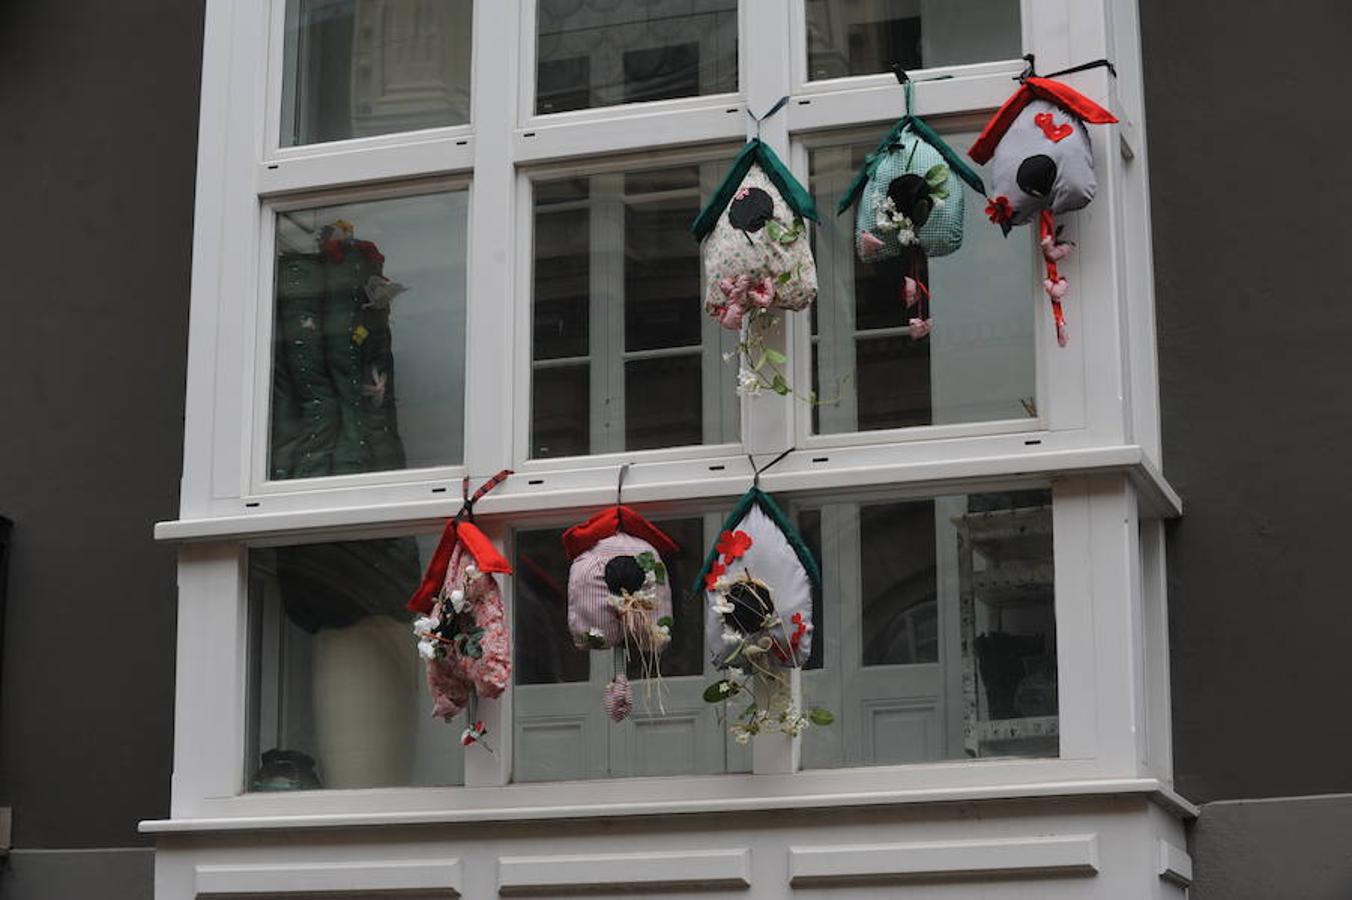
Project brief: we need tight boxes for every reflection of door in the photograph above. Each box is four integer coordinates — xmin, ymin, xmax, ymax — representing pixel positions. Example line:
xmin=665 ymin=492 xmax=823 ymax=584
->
xmin=513 ymin=514 xmax=750 ymax=782
xmin=798 ymin=497 xmax=969 ymax=769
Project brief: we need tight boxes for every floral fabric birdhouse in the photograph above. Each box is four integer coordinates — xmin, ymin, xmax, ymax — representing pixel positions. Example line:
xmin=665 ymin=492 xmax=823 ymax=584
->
xmin=407 ymin=472 xmax=513 ymax=746
xmin=692 ymin=138 xmax=820 ymax=397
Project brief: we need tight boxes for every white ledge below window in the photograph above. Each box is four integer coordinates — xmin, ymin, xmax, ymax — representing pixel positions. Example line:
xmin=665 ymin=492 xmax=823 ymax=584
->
xmin=139 ymin=777 xmax=1197 ymax=835
xmin=155 ymin=444 xmax=1181 ymax=543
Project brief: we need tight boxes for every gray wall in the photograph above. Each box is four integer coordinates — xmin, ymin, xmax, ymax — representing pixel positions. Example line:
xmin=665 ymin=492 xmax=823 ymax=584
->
xmin=1141 ymin=0 xmax=1352 ymax=806
xmin=0 ymin=0 xmax=203 ymax=858
xmin=1141 ymin=0 xmax=1352 ymax=896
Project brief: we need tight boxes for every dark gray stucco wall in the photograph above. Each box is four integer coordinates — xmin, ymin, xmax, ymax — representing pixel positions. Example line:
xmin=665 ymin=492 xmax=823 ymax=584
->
xmin=0 ymin=0 xmax=203 ymax=852
xmin=1141 ymin=0 xmax=1352 ymax=805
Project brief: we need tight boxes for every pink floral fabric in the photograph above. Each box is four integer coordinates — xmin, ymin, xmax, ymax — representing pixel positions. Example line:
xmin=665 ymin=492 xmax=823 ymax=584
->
xmin=425 ymin=542 xmax=511 ymax=721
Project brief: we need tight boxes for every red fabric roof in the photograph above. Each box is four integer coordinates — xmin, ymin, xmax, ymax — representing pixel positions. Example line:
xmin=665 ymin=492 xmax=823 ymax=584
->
xmin=969 ymin=76 xmax=1118 ymax=164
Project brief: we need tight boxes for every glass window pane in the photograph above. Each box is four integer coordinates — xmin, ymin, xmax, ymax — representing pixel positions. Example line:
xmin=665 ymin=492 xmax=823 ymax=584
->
xmin=799 ymin=488 xmax=1057 ymax=770
xmin=512 ymin=516 xmax=751 ymax=782
xmin=805 ymin=0 xmax=1021 ymax=81
xmin=269 ymin=189 xmax=468 ymax=480
xmin=535 ymin=1 xmax=738 ymax=115
xmin=246 ymin=536 xmax=465 ymax=790
xmin=809 ymin=136 xmax=1037 ymax=436
xmin=281 ymin=0 xmax=473 ymax=147
xmin=531 ymin=161 xmax=740 ymax=459
xmin=625 ymin=354 xmax=703 ymax=451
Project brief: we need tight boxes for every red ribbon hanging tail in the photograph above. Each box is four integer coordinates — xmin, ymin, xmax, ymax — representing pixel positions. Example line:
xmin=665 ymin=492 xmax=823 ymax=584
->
xmin=1039 ymin=210 xmax=1069 ymax=347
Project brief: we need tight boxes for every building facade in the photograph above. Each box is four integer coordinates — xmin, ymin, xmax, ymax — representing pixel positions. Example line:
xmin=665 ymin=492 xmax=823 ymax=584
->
xmin=0 ymin=1 xmax=1348 ymax=898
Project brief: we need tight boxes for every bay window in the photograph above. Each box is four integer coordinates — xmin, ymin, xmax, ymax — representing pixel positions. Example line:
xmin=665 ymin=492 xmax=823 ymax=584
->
xmin=152 ymin=0 xmax=1187 ymax=896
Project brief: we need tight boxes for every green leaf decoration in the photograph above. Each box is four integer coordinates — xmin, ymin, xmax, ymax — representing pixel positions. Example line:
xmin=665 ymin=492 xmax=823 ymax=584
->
xmin=808 ymin=707 xmax=835 ymax=726
xmin=636 ymin=551 xmax=655 ymax=571
xmin=775 ymin=269 xmax=793 ymax=285
xmin=924 ymin=163 xmax=949 ymax=189
xmin=772 ymin=374 xmax=790 ymax=396
xmin=764 ymin=348 xmax=787 ymax=365
xmin=703 ymin=680 xmax=739 ymax=702
xmin=586 ymin=631 xmax=608 ymax=649
xmin=765 ymin=219 xmax=785 ymax=241
xmin=654 ymin=561 xmax=667 ymax=585
xmin=657 ymin=615 xmax=673 ymax=628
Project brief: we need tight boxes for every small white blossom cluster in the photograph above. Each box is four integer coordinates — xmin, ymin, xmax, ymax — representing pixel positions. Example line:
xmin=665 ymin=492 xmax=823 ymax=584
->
xmin=413 ymin=563 xmax=483 ymax=660
xmin=875 ymin=196 xmax=920 ymax=246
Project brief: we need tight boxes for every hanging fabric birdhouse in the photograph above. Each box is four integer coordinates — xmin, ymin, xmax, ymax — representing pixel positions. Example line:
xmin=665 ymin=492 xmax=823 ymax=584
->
xmin=969 ymin=56 xmax=1118 ymax=346
xmin=562 ymin=468 xmax=680 ymax=721
xmin=691 ymin=111 xmax=820 ymax=398
xmin=837 ymin=72 xmax=987 ymax=341
xmin=407 ymin=470 xmax=513 ymax=749
xmin=695 ymin=453 xmax=832 ymax=742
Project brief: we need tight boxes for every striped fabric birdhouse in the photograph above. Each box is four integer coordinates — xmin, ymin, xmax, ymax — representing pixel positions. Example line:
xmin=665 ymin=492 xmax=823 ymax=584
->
xmin=563 ymin=504 xmax=681 ymax=720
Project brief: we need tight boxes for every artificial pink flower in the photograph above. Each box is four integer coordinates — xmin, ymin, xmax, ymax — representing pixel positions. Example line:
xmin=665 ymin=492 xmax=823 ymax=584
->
xmin=902 ymin=276 xmax=919 ymax=308
xmin=734 ymin=186 xmax=751 ymax=200
xmin=857 ymin=231 xmax=886 ymax=256
xmin=1043 ymin=278 xmax=1069 ymax=301
xmin=907 ymin=317 xmax=933 ymax=340
xmin=715 ymin=301 xmax=745 ymax=330
xmin=718 ymin=274 xmax=751 ymax=301
xmin=1040 ymin=234 xmax=1073 ymax=263
xmin=746 ymin=276 xmax=775 ymax=308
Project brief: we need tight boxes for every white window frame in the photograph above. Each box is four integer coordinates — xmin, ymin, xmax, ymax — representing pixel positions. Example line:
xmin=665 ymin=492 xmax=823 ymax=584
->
xmin=154 ymin=0 xmax=1179 ymax=830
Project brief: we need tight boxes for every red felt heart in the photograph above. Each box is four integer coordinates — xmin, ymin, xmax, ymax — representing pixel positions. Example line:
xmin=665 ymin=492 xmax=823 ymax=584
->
xmin=1034 ymin=112 xmax=1074 ymax=143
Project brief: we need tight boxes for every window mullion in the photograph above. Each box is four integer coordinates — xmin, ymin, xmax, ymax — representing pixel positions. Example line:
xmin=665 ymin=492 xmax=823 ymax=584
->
xmin=462 ymin=0 xmax=520 ymax=481
xmin=739 ymin=0 xmax=796 ymax=459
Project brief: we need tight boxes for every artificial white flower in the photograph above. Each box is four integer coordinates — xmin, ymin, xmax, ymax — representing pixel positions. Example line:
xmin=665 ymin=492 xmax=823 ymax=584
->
xmin=644 ymin=569 xmax=657 ymax=587
xmin=734 ymin=730 xmax=752 ymax=745
xmin=728 ymin=666 xmax=746 ymax=678
xmin=711 ymin=595 xmax=735 ymax=615
xmin=448 ymin=588 xmax=467 ymax=612
xmin=736 ymin=368 xmax=762 ymax=397
xmin=587 ymin=627 xmax=605 ymax=641
xmin=417 ymin=639 xmax=439 ymax=660
xmin=413 ymin=615 xmax=439 ymax=633
xmin=722 ymin=627 xmax=743 ymax=646
xmin=463 ymin=563 xmax=478 ymax=579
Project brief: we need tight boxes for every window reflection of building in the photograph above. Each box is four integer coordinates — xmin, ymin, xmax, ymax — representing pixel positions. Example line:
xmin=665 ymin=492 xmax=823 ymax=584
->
xmin=535 ymin=0 xmax=739 ymax=114
xmin=287 ymin=0 xmax=471 ymax=145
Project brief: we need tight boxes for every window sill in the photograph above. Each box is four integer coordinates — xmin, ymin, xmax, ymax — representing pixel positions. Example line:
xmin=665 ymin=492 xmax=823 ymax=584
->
xmin=154 ymin=443 xmax=1180 ymax=543
xmin=139 ymin=776 xmax=1196 ymax=835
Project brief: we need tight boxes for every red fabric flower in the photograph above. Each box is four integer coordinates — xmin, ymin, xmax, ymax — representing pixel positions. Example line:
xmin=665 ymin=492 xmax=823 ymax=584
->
xmin=716 ymin=530 xmax=754 ymax=562
xmin=985 ymin=195 xmax=1013 ymax=224
xmin=704 ymin=560 xmax=727 ymax=591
